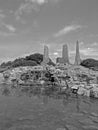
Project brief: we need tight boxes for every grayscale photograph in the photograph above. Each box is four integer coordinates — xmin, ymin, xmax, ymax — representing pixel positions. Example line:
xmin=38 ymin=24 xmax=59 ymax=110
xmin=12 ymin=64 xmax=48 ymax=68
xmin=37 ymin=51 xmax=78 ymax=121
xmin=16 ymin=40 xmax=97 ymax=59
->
xmin=0 ymin=0 xmax=98 ymax=130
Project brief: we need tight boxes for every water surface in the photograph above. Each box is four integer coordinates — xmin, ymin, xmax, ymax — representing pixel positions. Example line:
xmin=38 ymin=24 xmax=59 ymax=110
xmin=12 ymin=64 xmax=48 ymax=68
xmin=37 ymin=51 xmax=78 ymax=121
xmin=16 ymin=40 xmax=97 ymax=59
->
xmin=0 ymin=84 xmax=98 ymax=130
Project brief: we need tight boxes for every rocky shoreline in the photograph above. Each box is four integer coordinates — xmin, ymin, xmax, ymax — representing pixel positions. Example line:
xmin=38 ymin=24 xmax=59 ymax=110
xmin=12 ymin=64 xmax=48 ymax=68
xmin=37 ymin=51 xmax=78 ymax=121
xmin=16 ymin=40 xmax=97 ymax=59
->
xmin=1 ymin=65 xmax=98 ymax=98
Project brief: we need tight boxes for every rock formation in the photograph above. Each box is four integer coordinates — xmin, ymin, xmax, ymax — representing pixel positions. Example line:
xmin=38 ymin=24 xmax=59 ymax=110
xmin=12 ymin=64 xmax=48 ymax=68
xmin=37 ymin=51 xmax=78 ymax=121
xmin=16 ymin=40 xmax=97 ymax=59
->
xmin=56 ymin=44 xmax=69 ymax=64
xmin=62 ymin=44 xmax=69 ymax=64
xmin=42 ymin=45 xmax=49 ymax=65
xmin=74 ymin=41 xmax=81 ymax=65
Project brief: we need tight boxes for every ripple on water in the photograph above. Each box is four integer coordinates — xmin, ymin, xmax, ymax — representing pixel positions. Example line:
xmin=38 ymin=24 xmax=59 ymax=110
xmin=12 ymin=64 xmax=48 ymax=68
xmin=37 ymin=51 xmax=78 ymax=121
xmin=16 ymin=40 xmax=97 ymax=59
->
xmin=82 ymin=125 xmax=98 ymax=130
xmin=65 ymin=125 xmax=79 ymax=130
xmin=90 ymin=112 xmax=98 ymax=117
xmin=89 ymin=115 xmax=98 ymax=124
xmin=8 ymin=125 xmax=37 ymax=130
xmin=79 ymin=118 xmax=95 ymax=125
xmin=1 ymin=85 xmax=98 ymax=130
xmin=56 ymin=128 xmax=68 ymax=130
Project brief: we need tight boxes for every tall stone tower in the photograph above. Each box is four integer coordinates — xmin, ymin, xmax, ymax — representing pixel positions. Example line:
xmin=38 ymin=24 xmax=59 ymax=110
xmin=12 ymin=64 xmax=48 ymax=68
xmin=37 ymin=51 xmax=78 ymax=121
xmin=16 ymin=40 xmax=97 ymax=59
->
xmin=74 ymin=41 xmax=81 ymax=65
xmin=42 ymin=45 xmax=49 ymax=65
xmin=62 ymin=44 xmax=69 ymax=64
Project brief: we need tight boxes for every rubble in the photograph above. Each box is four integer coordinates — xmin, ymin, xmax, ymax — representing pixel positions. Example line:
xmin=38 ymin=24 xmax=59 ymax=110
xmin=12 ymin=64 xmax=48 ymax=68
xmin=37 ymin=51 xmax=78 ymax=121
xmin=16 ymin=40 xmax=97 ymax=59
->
xmin=1 ymin=64 xmax=98 ymax=98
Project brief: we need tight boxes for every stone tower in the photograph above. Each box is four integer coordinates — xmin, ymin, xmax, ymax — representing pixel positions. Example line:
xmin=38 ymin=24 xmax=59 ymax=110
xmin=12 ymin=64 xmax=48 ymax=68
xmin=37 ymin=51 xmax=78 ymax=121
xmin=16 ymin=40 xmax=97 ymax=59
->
xmin=74 ymin=41 xmax=81 ymax=65
xmin=42 ymin=45 xmax=49 ymax=65
xmin=62 ymin=44 xmax=69 ymax=64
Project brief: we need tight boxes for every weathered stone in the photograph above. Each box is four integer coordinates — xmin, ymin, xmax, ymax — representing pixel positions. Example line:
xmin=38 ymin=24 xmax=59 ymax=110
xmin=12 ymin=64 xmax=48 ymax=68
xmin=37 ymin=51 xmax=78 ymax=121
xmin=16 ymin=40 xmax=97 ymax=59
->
xmin=77 ymin=87 xmax=91 ymax=97
xmin=83 ymin=89 xmax=91 ymax=97
xmin=84 ymin=85 xmax=93 ymax=90
xmin=77 ymin=87 xmax=86 ymax=96
xmin=42 ymin=45 xmax=49 ymax=65
xmin=62 ymin=44 xmax=69 ymax=64
xmin=90 ymin=87 xmax=98 ymax=98
xmin=71 ymin=85 xmax=79 ymax=90
xmin=74 ymin=41 xmax=81 ymax=65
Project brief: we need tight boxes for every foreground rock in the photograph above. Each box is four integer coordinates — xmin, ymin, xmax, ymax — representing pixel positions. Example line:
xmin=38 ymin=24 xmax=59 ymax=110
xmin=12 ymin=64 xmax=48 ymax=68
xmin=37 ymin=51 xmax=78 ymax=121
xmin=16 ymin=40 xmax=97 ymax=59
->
xmin=1 ymin=65 xmax=98 ymax=99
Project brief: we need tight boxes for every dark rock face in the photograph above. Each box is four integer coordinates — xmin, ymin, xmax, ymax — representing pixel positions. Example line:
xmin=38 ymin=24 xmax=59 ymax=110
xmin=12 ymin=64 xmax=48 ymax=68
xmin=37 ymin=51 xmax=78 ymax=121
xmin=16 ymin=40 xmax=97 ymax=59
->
xmin=26 ymin=53 xmax=43 ymax=64
xmin=0 ymin=53 xmax=55 ymax=69
xmin=80 ymin=59 xmax=98 ymax=70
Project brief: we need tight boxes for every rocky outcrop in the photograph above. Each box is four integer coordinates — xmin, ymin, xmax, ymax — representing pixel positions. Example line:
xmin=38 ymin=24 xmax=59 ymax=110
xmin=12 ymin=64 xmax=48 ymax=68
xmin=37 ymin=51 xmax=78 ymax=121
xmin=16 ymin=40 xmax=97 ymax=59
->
xmin=81 ymin=58 xmax=98 ymax=70
xmin=77 ymin=85 xmax=98 ymax=98
xmin=1 ymin=65 xmax=98 ymax=99
xmin=0 ymin=53 xmax=55 ymax=70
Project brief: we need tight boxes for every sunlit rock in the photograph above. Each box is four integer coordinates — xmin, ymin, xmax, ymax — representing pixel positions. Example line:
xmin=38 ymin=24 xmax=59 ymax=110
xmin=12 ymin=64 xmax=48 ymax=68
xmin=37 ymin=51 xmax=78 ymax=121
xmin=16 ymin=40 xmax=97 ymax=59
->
xmin=90 ymin=87 xmax=98 ymax=98
xmin=84 ymin=89 xmax=91 ymax=97
xmin=77 ymin=87 xmax=86 ymax=96
xmin=84 ymin=85 xmax=93 ymax=90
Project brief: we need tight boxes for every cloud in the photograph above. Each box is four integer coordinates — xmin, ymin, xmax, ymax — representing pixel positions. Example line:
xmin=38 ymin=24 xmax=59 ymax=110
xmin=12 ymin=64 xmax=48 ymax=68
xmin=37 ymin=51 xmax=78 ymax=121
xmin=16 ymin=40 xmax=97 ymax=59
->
xmin=15 ymin=0 xmax=62 ymax=20
xmin=70 ymin=46 xmax=98 ymax=58
xmin=26 ymin=0 xmax=48 ymax=5
xmin=15 ymin=2 xmax=39 ymax=21
xmin=16 ymin=0 xmax=46 ymax=18
xmin=91 ymin=42 xmax=98 ymax=47
xmin=80 ymin=48 xmax=94 ymax=56
xmin=89 ymin=34 xmax=98 ymax=38
xmin=0 ymin=13 xmax=6 ymax=23
xmin=1 ymin=23 xmax=16 ymax=33
xmin=0 ymin=23 xmax=16 ymax=36
xmin=54 ymin=25 xmax=82 ymax=37
xmin=4 ymin=24 xmax=16 ymax=32
xmin=53 ymin=52 xmax=59 ymax=56
xmin=0 ymin=12 xmax=16 ymax=36
xmin=0 ymin=31 xmax=16 ymax=37
xmin=26 ymin=0 xmax=61 ymax=5
xmin=0 ymin=14 xmax=5 ymax=19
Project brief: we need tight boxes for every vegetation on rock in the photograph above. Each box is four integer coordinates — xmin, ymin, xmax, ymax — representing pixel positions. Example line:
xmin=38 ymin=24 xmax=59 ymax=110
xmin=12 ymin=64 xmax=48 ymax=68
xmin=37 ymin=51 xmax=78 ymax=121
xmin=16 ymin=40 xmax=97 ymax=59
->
xmin=81 ymin=58 xmax=98 ymax=70
xmin=0 ymin=53 xmax=55 ymax=69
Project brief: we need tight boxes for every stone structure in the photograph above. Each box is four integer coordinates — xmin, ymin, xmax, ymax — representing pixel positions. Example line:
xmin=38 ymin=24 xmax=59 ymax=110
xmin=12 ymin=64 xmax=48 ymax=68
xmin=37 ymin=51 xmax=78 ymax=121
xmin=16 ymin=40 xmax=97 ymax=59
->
xmin=42 ymin=45 xmax=49 ymax=66
xmin=56 ymin=57 xmax=64 ymax=64
xmin=62 ymin=44 xmax=69 ymax=64
xmin=74 ymin=41 xmax=81 ymax=65
xmin=56 ymin=44 xmax=69 ymax=64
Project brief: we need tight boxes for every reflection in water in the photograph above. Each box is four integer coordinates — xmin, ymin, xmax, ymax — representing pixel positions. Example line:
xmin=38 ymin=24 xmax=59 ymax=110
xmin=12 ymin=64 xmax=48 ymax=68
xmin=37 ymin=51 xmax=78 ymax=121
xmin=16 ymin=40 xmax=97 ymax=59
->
xmin=76 ymin=95 xmax=81 ymax=112
xmin=0 ymin=84 xmax=97 ymax=113
xmin=42 ymin=95 xmax=49 ymax=105
xmin=62 ymin=95 xmax=69 ymax=107
xmin=2 ymin=87 xmax=10 ymax=96
xmin=1 ymin=84 xmax=11 ymax=96
xmin=0 ymin=84 xmax=98 ymax=130
xmin=62 ymin=94 xmax=81 ymax=113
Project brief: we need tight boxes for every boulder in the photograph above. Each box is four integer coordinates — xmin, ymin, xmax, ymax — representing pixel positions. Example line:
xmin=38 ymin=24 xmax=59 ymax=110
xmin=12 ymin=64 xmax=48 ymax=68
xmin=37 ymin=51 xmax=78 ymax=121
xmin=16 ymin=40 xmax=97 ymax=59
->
xmin=77 ymin=87 xmax=90 ymax=97
xmin=84 ymin=85 xmax=93 ymax=90
xmin=77 ymin=87 xmax=86 ymax=95
xmin=90 ymin=87 xmax=98 ymax=98
xmin=83 ymin=89 xmax=91 ymax=97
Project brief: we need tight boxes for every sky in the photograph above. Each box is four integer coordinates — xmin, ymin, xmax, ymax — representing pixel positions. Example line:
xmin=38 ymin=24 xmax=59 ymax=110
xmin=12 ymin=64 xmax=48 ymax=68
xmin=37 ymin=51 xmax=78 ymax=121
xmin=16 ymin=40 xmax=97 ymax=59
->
xmin=0 ymin=0 xmax=98 ymax=63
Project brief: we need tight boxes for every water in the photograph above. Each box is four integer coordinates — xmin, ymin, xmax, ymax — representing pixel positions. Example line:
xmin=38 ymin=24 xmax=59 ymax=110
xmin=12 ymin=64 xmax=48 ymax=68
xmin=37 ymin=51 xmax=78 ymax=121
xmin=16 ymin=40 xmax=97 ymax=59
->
xmin=0 ymin=85 xmax=98 ymax=130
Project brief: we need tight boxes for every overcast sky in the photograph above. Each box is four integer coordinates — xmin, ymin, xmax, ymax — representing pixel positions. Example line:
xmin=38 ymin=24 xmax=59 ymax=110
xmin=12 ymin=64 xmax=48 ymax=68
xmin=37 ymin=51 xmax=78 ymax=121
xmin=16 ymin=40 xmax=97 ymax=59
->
xmin=0 ymin=0 xmax=98 ymax=63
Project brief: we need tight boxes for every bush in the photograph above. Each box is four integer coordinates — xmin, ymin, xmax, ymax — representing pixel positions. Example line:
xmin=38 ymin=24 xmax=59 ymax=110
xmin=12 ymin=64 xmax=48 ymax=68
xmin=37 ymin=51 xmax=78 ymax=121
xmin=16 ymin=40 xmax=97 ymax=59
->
xmin=0 ymin=53 xmax=55 ymax=68
xmin=81 ymin=58 xmax=98 ymax=69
